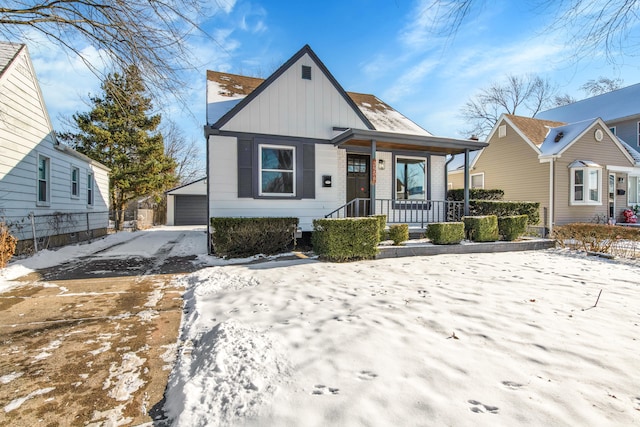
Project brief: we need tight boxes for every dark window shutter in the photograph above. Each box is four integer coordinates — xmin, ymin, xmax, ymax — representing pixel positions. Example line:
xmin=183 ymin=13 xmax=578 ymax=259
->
xmin=237 ymin=139 xmax=253 ymax=198
xmin=302 ymin=143 xmax=315 ymax=198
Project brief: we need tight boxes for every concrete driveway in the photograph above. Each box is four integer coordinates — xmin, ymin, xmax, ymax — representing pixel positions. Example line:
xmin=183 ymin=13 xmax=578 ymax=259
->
xmin=0 ymin=227 xmax=206 ymax=426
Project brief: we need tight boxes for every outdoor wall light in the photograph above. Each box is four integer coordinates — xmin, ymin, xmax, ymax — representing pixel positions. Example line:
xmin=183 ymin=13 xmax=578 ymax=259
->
xmin=322 ymin=175 xmax=332 ymax=187
xmin=618 ymin=177 xmax=624 ymax=183
xmin=378 ymin=159 xmax=385 ymax=170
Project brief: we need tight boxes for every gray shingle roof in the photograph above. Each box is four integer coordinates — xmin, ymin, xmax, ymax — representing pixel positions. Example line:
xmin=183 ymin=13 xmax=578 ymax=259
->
xmin=0 ymin=41 xmax=24 ymax=78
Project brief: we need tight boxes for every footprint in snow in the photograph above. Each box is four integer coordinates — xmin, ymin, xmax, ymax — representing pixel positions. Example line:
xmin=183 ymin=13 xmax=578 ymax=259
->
xmin=357 ymin=370 xmax=378 ymax=381
xmin=502 ymin=380 xmax=524 ymax=390
xmin=311 ymin=384 xmax=339 ymax=395
xmin=468 ymin=400 xmax=499 ymax=414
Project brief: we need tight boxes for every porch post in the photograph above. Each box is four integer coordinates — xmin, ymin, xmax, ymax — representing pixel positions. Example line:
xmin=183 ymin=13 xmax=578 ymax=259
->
xmin=371 ymin=139 xmax=376 ymax=215
xmin=463 ymin=149 xmax=470 ymax=216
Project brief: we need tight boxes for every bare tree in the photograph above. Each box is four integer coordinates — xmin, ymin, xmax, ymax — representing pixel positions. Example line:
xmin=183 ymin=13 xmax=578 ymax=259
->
xmin=0 ymin=0 xmax=213 ymax=100
xmin=580 ymin=76 xmax=624 ymax=97
xmin=553 ymin=93 xmax=578 ymax=107
xmin=420 ymin=0 xmax=640 ymax=62
xmin=460 ymin=74 xmax=556 ymax=138
xmin=162 ymin=119 xmax=205 ymax=185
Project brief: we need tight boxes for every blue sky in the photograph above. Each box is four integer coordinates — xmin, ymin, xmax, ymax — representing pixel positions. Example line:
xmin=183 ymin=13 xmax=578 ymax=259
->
xmin=26 ymin=0 xmax=640 ymax=166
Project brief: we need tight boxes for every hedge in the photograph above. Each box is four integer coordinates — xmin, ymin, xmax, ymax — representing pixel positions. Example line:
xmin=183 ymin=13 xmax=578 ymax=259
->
xmin=312 ymin=218 xmax=379 ymax=262
xmin=425 ymin=222 xmax=465 ymax=245
xmin=447 ymin=189 xmax=504 ymax=201
xmin=498 ymin=215 xmax=529 ymax=241
xmin=210 ymin=217 xmax=298 ymax=258
xmin=463 ymin=215 xmax=499 ymax=242
xmin=388 ymin=224 xmax=409 ymax=246
xmin=469 ymin=200 xmax=540 ymax=225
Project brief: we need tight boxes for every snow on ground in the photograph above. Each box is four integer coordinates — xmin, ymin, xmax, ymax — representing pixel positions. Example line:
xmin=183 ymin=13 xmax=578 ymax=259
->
xmin=166 ymin=250 xmax=640 ymax=427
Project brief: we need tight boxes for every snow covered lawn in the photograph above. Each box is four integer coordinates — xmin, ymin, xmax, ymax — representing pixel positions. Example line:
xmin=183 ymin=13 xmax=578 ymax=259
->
xmin=166 ymin=250 xmax=640 ymax=426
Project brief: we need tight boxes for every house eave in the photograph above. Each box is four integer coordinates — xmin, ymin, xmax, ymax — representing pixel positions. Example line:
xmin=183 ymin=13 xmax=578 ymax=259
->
xmin=331 ymin=128 xmax=487 ymax=155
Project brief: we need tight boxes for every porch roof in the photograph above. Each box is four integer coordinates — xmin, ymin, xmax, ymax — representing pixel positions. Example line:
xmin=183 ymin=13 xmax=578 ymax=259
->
xmin=331 ymin=128 xmax=487 ymax=155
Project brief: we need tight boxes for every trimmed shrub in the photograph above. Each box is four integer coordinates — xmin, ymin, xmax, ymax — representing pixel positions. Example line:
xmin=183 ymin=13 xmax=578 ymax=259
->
xmin=370 ymin=214 xmax=387 ymax=242
xmin=447 ymin=189 xmax=504 ymax=201
xmin=388 ymin=224 xmax=409 ymax=246
xmin=425 ymin=222 xmax=465 ymax=245
xmin=210 ymin=217 xmax=298 ymax=258
xmin=470 ymin=200 xmax=540 ymax=225
xmin=0 ymin=223 xmax=17 ymax=268
xmin=463 ymin=215 xmax=499 ymax=242
xmin=498 ymin=215 xmax=529 ymax=241
xmin=312 ymin=218 xmax=379 ymax=262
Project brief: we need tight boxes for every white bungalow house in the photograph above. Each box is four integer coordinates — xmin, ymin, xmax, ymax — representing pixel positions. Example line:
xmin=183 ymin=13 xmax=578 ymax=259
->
xmin=0 ymin=41 xmax=110 ymax=252
xmin=205 ymin=45 xmax=485 ymax=251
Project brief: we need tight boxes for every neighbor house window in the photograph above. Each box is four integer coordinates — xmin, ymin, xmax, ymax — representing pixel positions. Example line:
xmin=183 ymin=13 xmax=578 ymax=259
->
xmin=629 ymin=176 xmax=640 ymax=205
xmin=71 ymin=166 xmax=80 ymax=197
xmin=471 ymin=173 xmax=484 ymax=189
xmin=396 ymin=156 xmax=426 ymax=200
xmin=259 ymin=145 xmax=295 ymax=196
xmin=87 ymin=172 xmax=94 ymax=206
xmin=37 ymin=154 xmax=50 ymax=204
xmin=498 ymin=125 xmax=506 ymax=138
xmin=569 ymin=161 xmax=602 ymax=205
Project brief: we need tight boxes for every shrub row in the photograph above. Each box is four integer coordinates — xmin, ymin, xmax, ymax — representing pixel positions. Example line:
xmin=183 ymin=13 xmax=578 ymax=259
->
xmin=447 ymin=189 xmax=504 ymax=201
xmin=426 ymin=214 xmax=529 ymax=245
xmin=469 ymin=200 xmax=540 ymax=225
xmin=210 ymin=217 xmax=298 ymax=258
xmin=553 ymin=223 xmax=640 ymax=256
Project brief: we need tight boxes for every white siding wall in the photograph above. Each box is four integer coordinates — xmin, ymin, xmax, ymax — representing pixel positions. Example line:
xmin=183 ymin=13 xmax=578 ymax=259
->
xmin=0 ymin=47 xmax=109 ymax=240
xmin=222 ymin=54 xmax=368 ymax=139
xmin=209 ymin=135 xmax=346 ymax=231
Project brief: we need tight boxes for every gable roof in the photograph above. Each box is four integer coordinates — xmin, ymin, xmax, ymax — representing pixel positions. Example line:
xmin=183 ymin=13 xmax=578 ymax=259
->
xmin=208 ymin=44 xmax=374 ymax=132
xmin=536 ymin=83 xmax=640 ymax=123
xmin=0 ymin=41 xmax=24 ymax=79
xmin=504 ymin=114 xmax=565 ymax=147
xmin=538 ymin=118 xmax=596 ymax=157
xmin=206 ymin=45 xmax=431 ymax=136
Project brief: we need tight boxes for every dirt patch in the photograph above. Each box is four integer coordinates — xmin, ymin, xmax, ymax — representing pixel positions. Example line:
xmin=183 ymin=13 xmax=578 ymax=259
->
xmin=0 ymin=273 xmax=185 ymax=426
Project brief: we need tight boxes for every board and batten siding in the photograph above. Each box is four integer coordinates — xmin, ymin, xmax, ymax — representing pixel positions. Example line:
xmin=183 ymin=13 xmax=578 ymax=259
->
xmin=0 ymin=45 xmax=109 ymax=241
xmin=208 ymin=135 xmax=345 ymax=231
xmin=220 ymin=54 xmax=368 ymax=139
xmin=553 ymin=123 xmax=635 ymax=225
xmin=472 ymin=120 xmax=550 ymax=225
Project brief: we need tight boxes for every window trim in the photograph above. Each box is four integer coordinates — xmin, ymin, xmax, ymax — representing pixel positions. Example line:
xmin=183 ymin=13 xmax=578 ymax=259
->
xmin=258 ymin=144 xmax=296 ymax=197
xmin=37 ymin=154 xmax=50 ymax=206
xmin=87 ymin=171 xmax=94 ymax=206
xmin=637 ymin=121 xmax=640 ymax=147
xmin=71 ymin=166 xmax=80 ymax=198
xmin=470 ymin=172 xmax=485 ymax=189
xmin=569 ymin=165 xmax=602 ymax=206
xmin=393 ymin=154 xmax=430 ymax=210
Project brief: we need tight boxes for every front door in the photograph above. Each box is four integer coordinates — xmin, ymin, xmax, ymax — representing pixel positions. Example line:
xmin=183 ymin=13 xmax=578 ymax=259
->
xmin=346 ymin=154 xmax=370 ymax=216
xmin=609 ymin=173 xmax=616 ymax=220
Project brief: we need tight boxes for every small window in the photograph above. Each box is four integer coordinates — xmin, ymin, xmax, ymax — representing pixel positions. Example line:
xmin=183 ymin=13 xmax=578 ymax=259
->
xmin=471 ymin=173 xmax=484 ymax=189
xmin=570 ymin=163 xmax=602 ymax=205
xmin=609 ymin=126 xmax=616 ymax=135
xmin=87 ymin=172 xmax=94 ymax=206
xmin=301 ymin=65 xmax=311 ymax=80
xmin=498 ymin=125 xmax=506 ymax=138
xmin=71 ymin=166 xmax=80 ymax=197
xmin=259 ymin=145 xmax=295 ymax=196
xmin=396 ymin=156 xmax=426 ymax=200
xmin=37 ymin=154 xmax=50 ymax=204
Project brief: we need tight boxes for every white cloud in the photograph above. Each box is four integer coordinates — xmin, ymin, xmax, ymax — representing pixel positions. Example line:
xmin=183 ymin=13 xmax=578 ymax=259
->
xmin=382 ymin=57 xmax=439 ymax=103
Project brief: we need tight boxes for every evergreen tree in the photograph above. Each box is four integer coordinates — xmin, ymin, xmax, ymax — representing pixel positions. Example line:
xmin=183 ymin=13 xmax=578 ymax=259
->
xmin=63 ymin=65 xmax=177 ymax=230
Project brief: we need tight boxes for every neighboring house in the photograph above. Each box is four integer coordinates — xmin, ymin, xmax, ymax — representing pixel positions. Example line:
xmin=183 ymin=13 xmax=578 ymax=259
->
xmin=205 ymin=45 xmax=485 ymax=250
xmin=448 ymin=114 xmax=640 ymax=233
xmin=166 ymin=177 xmax=207 ymax=225
xmin=536 ymin=83 xmax=640 ymax=152
xmin=0 ymin=41 xmax=110 ymax=253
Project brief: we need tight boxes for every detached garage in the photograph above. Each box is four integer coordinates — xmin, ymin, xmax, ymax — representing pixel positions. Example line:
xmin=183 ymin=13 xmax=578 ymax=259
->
xmin=166 ymin=178 xmax=207 ymax=225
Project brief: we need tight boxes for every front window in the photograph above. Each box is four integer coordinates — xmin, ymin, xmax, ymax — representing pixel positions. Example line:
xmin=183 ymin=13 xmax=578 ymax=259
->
xmin=396 ymin=156 xmax=426 ymax=200
xmin=570 ymin=165 xmax=602 ymax=205
xmin=629 ymin=176 xmax=639 ymax=205
xmin=71 ymin=166 xmax=79 ymax=197
xmin=87 ymin=172 xmax=94 ymax=205
xmin=37 ymin=155 xmax=50 ymax=204
xmin=259 ymin=145 xmax=295 ymax=196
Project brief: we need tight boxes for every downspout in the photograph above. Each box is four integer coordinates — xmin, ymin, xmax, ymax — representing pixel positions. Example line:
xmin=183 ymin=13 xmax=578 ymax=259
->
xmin=370 ymin=139 xmax=377 ymax=215
xmin=463 ymin=149 xmax=470 ymax=216
xmin=548 ymin=158 xmax=554 ymax=237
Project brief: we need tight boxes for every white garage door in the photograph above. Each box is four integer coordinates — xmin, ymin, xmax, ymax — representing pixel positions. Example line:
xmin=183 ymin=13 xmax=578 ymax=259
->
xmin=174 ymin=195 xmax=207 ymax=225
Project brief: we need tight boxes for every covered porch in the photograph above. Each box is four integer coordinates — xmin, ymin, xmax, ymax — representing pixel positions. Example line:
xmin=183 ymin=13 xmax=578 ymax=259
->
xmin=327 ymin=128 xmax=487 ymax=225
